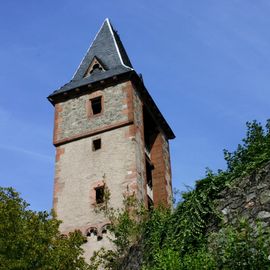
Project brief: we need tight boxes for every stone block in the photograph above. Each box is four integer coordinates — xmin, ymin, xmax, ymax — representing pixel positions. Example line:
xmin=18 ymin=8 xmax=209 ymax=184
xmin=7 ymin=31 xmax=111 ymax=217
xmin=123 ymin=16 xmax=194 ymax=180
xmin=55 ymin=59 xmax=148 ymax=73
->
xmin=260 ymin=190 xmax=270 ymax=204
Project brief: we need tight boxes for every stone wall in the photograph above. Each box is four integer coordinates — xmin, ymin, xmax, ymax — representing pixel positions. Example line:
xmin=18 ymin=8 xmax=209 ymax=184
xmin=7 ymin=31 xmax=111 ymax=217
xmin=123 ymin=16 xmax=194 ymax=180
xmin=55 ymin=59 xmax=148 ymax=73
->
xmin=53 ymin=80 xmax=140 ymax=260
xmin=54 ymin=125 xmax=137 ymax=260
xmin=52 ymin=78 xmax=174 ymax=261
xmin=151 ymin=132 xmax=173 ymax=207
xmin=120 ymin=244 xmax=143 ymax=270
xmin=53 ymin=81 xmax=131 ymax=145
xmin=132 ymin=87 xmax=147 ymax=204
xmin=216 ymin=161 xmax=270 ymax=226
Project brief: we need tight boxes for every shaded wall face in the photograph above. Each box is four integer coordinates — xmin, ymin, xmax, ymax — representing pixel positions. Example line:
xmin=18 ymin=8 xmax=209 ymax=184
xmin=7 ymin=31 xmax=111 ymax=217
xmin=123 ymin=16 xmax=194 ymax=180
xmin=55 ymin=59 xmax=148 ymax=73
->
xmin=134 ymin=88 xmax=173 ymax=208
xmin=132 ymin=89 xmax=147 ymax=204
xmin=151 ymin=132 xmax=172 ymax=207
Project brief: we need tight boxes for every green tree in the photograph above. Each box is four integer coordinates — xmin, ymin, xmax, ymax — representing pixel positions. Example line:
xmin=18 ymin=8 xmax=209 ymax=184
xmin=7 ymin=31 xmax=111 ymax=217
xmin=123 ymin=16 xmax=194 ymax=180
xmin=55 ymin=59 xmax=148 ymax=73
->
xmin=0 ymin=187 xmax=89 ymax=270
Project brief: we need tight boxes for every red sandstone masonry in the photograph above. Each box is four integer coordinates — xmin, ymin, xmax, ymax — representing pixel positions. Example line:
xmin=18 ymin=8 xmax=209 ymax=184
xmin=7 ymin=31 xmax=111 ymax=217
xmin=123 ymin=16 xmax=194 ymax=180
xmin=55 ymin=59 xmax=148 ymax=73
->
xmin=55 ymin=147 xmax=65 ymax=162
xmin=139 ymin=104 xmax=148 ymax=207
xmin=122 ymin=81 xmax=136 ymax=139
xmin=53 ymin=103 xmax=63 ymax=143
xmin=53 ymin=146 xmax=65 ymax=212
xmin=164 ymin=139 xmax=173 ymax=206
xmin=126 ymin=125 xmax=136 ymax=138
xmin=121 ymin=82 xmax=142 ymax=199
xmin=123 ymin=82 xmax=147 ymax=205
xmin=151 ymin=133 xmax=169 ymax=207
xmin=122 ymin=81 xmax=134 ymax=123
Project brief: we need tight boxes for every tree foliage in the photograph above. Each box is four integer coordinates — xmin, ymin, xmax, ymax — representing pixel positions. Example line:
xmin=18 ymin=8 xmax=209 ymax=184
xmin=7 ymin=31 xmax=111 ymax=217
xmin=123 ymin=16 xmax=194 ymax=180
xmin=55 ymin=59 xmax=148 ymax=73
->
xmin=0 ymin=187 xmax=89 ymax=270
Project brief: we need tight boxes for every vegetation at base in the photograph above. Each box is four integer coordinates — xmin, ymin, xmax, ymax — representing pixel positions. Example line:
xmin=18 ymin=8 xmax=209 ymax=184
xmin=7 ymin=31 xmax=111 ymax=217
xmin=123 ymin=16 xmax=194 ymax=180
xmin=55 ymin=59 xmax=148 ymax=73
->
xmin=90 ymin=120 xmax=270 ymax=269
xmin=0 ymin=187 xmax=89 ymax=270
xmin=1 ymin=120 xmax=270 ymax=269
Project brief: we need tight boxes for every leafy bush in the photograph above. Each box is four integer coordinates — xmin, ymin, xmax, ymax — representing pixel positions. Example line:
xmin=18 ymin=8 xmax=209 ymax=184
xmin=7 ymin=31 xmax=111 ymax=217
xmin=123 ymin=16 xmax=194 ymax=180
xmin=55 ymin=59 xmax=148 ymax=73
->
xmin=0 ymin=187 xmax=89 ymax=270
xmin=209 ymin=220 xmax=270 ymax=270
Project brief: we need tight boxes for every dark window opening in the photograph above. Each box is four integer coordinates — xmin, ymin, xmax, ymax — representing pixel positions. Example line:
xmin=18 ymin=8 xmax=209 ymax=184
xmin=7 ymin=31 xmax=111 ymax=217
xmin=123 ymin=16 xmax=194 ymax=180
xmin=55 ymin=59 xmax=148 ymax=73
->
xmin=146 ymin=157 xmax=154 ymax=189
xmin=143 ymin=106 xmax=158 ymax=154
xmin=92 ymin=138 xmax=101 ymax=151
xmin=90 ymin=63 xmax=103 ymax=74
xmin=86 ymin=227 xmax=97 ymax=237
xmin=91 ymin=97 xmax=102 ymax=115
xmin=147 ymin=195 xmax=154 ymax=210
xmin=95 ymin=186 xmax=104 ymax=204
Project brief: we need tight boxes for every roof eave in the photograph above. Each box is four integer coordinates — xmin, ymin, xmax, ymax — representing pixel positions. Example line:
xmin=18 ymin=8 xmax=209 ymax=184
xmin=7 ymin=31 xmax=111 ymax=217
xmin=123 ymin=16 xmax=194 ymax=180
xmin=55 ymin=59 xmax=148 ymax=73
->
xmin=47 ymin=69 xmax=134 ymax=106
xmin=47 ymin=70 xmax=175 ymax=140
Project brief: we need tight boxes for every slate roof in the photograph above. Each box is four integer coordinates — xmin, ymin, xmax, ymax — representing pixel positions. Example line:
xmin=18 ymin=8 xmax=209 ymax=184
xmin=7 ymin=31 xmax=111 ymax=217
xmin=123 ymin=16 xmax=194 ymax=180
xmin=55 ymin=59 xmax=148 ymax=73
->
xmin=48 ymin=18 xmax=133 ymax=97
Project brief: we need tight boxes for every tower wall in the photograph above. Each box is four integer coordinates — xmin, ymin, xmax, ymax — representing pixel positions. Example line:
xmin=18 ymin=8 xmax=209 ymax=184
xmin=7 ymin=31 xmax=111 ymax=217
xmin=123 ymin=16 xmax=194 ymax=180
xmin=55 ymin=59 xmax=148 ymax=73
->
xmin=132 ymin=88 xmax=147 ymax=204
xmin=52 ymin=79 xmax=173 ymax=260
xmin=52 ymin=80 xmax=147 ymax=259
xmin=151 ymin=133 xmax=173 ymax=206
xmin=49 ymin=18 xmax=175 ymax=263
xmin=53 ymin=81 xmax=133 ymax=145
xmin=132 ymin=85 xmax=173 ymax=207
xmin=54 ymin=126 xmax=136 ymax=233
xmin=54 ymin=125 xmax=137 ymax=259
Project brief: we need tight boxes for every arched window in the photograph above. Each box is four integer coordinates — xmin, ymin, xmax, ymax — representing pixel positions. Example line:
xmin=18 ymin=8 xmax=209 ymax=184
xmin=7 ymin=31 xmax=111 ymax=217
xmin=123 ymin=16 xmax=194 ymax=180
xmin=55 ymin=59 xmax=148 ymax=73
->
xmin=86 ymin=227 xmax=98 ymax=237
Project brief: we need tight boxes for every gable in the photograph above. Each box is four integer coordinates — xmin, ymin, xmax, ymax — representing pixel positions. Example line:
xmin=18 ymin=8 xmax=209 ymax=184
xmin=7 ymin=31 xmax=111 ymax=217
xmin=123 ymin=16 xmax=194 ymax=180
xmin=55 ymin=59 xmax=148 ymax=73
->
xmin=83 ymin=57 xmax=106 ymax=78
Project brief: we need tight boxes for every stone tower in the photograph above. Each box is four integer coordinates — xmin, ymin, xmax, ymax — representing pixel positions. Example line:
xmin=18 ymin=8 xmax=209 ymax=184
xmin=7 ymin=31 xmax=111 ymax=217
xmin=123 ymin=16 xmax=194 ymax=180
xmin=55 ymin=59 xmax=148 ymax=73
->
xmin=48 ymin=19 xmax=175 ymax=258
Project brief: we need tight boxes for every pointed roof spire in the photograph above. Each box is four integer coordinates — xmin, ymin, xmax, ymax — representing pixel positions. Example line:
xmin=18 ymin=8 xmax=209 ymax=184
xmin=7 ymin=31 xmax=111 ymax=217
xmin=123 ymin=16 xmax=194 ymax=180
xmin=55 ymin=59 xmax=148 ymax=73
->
xmin=73 ymin=18 xmax=133 ymax=81
xmin=49 ymin=19 xmax=133 ymax=96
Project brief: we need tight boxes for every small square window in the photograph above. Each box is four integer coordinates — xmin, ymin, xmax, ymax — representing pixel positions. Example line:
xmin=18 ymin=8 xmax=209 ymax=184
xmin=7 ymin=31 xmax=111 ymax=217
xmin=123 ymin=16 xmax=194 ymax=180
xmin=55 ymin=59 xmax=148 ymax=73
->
xmin=92 ymin=138 xmax=101 ymax=151
xmin=91 ymin=97 xmax=102 ymax=115
xmin=95 ymin=186 xmax=104 ymax=204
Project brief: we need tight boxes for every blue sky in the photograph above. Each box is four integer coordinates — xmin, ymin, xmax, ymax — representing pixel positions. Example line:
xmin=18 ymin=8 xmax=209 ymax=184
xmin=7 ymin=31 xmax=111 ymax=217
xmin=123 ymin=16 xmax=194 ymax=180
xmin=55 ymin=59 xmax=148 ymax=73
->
xmin=1 ymin=1 xmax=270 ymax=211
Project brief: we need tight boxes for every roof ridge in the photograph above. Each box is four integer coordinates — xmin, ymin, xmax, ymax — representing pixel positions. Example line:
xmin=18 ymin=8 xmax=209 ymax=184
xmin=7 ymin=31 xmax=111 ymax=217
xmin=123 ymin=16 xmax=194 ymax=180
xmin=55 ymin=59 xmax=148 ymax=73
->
xmin=105 ymin=18 xmax=133 ymax=71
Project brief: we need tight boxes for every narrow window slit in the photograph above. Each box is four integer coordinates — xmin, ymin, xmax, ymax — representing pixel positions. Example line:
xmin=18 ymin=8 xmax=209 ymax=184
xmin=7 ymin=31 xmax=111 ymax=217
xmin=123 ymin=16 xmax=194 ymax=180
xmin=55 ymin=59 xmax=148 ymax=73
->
xmin=93 ymin=138 xmax=101 ymax=151
xmin=95 ymin=186 xmax=104 ymax=204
